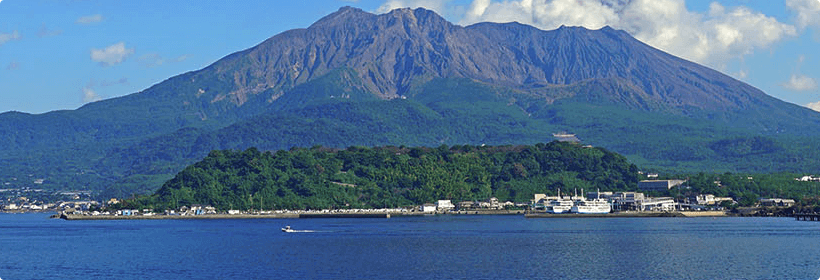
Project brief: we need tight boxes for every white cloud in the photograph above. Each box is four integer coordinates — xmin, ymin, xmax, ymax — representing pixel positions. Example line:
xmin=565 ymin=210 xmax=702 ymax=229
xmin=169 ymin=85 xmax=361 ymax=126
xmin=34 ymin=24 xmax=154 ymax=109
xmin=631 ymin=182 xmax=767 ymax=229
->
xmin=82 ymin=86 xmax=101 ymax=103
xmin=377 ymin=0 xmax=451 ymax=14
xmin=76 ymin=14 xmax=104 ymax=24
xmin=782 ymin=74 xmax=818 ymax=91
xmin=806 ymin=101 xmax=820 ymax=112
xmin=786 ymin=0 xmax=820 ymax=29
xmin=781 ymin=55 xmax=817 ymax=91
xmin=457 ymin=0 xmax=797 ymax=70
xmin=0 ymin=30 xmax=21 ymax=46
xmin=90 ymin=42 xmax=134 ymax=66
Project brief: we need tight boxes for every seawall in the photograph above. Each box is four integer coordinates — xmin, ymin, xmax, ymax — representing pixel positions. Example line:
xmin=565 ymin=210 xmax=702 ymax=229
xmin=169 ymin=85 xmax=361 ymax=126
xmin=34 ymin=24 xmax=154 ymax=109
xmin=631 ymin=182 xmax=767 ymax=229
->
xmin=525 ymin=211 xmax=728 ymax=218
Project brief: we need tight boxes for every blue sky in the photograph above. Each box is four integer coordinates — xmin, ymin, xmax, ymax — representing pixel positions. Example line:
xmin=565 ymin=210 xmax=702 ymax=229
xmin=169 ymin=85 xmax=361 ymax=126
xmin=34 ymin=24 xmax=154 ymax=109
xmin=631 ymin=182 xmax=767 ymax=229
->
xmin=1 ymin=0 xmax=818 ymax=114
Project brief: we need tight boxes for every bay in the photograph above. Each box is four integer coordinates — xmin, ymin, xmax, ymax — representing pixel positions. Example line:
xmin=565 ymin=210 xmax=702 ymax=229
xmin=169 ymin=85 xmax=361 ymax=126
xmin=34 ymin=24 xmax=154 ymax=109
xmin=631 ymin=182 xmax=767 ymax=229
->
xmin=1 ymin=213 xmax=819 ymax=279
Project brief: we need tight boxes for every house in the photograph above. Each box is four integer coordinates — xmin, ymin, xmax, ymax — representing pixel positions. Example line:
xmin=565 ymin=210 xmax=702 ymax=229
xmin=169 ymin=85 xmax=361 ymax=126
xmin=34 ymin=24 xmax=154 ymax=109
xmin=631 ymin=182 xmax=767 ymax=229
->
xmin=638 ymin=197 xmax=677 ymax=211
xmin=458 ymin=201 xmax=476 ymax=210
xmin=227 ymin=209 xmax=241 ymax=215
xmin=436 ymin=200 xmax=455 ymax=211
xmin=488 ymin=197 xmax=500 ymax=209
xmin=759 ymin=198 xmax=796 ymax=207
xmin=421 ymin=203 xmax=436 ymax=212
xmin=691 ymin=194 xmax=734 ymax=205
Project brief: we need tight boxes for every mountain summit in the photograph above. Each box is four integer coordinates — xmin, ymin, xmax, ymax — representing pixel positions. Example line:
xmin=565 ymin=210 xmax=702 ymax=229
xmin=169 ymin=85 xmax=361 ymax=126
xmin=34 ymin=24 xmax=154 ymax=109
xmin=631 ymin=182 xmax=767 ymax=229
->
xmin=2 ymin=7 xmax=820 ymax=197
xmin=189 ymin=6 xmax=794 ymax=115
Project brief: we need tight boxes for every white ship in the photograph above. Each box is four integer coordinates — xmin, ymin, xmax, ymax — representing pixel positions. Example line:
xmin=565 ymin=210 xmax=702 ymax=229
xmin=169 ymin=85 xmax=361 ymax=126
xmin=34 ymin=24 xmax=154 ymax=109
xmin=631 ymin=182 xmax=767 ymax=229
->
xmin=545 ymin=188 xmax=573 ymax=214
xmin=570 ymin=189 xmax=611 ymax=214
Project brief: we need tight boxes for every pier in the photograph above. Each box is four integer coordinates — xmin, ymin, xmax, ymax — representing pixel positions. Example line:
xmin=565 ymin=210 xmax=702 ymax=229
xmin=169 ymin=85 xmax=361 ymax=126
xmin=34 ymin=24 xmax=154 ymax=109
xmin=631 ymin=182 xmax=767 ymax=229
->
xmin=794 ymin=214 xmax=820 ymax=221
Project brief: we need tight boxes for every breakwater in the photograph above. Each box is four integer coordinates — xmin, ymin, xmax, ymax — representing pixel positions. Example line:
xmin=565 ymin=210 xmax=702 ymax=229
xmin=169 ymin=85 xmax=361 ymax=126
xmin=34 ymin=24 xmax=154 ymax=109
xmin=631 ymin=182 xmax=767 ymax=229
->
xmin=525 ymin=211 xmax=728 ymax=218
xmin=794 ymin=213 xmax=820 ymax=221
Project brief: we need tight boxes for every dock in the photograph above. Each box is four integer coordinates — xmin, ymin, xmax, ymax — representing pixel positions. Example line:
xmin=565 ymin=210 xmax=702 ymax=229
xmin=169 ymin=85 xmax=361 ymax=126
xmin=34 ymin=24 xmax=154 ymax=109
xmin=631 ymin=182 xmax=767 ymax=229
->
xmin=794 ymin=214 xmax=820 ymax=221
xmin=525 ymin=211 xmax=728 ymax=218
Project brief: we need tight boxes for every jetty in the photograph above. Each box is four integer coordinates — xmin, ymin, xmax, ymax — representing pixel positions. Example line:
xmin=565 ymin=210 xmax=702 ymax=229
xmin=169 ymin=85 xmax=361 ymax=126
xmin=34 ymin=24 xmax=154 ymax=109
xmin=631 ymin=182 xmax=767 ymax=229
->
xmin=794 ymin=213 xmax=820 ymax=221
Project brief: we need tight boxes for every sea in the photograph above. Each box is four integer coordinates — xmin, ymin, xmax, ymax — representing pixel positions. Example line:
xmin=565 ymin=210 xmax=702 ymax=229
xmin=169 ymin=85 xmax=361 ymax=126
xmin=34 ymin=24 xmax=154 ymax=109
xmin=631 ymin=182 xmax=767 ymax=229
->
xmin=1 ymin=213 xmax=819 ymax=280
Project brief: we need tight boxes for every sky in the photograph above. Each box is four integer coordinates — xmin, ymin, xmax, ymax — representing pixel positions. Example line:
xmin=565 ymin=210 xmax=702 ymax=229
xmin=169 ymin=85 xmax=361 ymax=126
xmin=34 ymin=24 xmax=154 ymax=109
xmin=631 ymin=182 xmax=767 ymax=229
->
xmin=0 ymin=0 xmax=819 ymax=114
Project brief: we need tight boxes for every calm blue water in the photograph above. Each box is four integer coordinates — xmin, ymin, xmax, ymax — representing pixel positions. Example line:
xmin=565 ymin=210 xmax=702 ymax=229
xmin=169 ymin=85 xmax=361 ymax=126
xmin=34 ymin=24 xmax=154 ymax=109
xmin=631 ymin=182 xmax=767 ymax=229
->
xmin=1 ymin=213 xmax=819 ymax=279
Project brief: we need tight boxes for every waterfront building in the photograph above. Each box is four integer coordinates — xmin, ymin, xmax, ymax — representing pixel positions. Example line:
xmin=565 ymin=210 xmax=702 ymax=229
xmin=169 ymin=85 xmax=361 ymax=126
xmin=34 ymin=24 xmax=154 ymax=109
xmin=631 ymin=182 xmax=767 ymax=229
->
xmin=637 ymin=197 xmax=677 ymax=211
xmin=759 ymin=198 xmax=796 ymax=207
xmin=691 ymin=194 xmax=734 ymax=205
xmin=607 ymin=192 xmax=645 ymax=211
xmin=436 ymin=200 xmax=455 ymax=211
xmin=458 ymin=201 xmax=476 ymax=210
xmin=533 ymin=194 xmax=547 ymax=204
xmin=421 ymin=203 xmax=436 ymax=212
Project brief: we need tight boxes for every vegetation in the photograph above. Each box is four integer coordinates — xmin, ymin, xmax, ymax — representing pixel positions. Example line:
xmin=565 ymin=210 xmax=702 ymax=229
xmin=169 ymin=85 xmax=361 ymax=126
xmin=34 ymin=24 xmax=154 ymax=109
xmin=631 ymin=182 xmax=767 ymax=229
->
xmin=120 ymin=142 xmax=640 ymax=211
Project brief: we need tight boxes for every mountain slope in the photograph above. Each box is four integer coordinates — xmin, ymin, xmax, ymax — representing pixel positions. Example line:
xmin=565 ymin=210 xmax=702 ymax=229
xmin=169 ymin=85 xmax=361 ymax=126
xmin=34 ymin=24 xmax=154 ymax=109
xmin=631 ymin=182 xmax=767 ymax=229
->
xmin=2 ymin=6 xmax=820 ymax=197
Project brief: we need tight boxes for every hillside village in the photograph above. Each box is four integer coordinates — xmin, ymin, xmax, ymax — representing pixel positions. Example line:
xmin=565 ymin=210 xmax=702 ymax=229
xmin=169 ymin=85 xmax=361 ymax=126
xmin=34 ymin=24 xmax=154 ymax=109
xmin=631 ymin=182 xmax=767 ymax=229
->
xmin=3 ymin=177 xmax=799 ymax=217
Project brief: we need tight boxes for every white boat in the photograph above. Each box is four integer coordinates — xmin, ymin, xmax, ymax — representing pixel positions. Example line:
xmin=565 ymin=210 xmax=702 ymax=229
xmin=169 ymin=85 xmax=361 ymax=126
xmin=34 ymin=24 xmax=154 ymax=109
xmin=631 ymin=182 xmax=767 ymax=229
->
xmin=546 ymin=199 xmax=573 ymax=213
xmin=545 ymin=188 xmax=573 ymax=214
xmin=570 ymin=189 xmax=611 ymax=214
xmin=281 ymin=226 xmax=294 ymax=232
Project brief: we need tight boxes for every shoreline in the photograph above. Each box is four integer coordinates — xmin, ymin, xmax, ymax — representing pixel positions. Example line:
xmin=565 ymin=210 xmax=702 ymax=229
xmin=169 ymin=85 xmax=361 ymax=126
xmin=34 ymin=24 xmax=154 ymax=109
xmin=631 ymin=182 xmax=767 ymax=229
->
xmin=57 ymin=210 xmax=732 ymax=220
xmin=525 ymin=211 xmax=729 ymax=218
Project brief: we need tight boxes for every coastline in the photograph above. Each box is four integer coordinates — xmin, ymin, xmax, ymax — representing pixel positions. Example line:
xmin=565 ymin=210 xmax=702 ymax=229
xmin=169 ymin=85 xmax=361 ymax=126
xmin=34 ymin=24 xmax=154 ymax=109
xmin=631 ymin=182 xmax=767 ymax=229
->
xmin=57 ymin=210 xmax=732 ymax=220
xmin=525 ymin=211 xmax=728 ymax=218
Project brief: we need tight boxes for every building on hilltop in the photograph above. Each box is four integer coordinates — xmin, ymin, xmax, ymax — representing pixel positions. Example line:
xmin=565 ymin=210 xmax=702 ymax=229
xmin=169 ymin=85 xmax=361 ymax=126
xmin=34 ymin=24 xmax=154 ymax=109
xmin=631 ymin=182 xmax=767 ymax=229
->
xmin=638 ymin=180 xmax=686 ymax=192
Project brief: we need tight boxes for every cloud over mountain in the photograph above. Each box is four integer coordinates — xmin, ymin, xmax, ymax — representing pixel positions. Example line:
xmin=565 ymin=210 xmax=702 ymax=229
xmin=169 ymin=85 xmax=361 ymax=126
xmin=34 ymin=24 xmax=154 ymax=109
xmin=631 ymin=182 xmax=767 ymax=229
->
xmin=458 ymin=0 xmax=796 ymax=70
xmin=783 ymin=74 xmax=818 ymax=91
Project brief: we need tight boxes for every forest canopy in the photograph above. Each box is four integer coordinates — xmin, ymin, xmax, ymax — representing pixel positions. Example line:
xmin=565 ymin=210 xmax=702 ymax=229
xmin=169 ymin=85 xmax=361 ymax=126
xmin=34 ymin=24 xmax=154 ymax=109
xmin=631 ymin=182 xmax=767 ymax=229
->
xmin=126 ymin=142 xmax=640 ymax=211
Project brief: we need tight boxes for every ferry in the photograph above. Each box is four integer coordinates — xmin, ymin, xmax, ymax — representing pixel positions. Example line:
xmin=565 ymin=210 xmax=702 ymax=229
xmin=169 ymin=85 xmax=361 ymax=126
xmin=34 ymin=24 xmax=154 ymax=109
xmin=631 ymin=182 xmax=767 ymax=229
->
xmin=570 ymin=189 xmax=611 ymax=214
xmin=546 ymin=199 xmax=573 ymax=213
xmin=545 ymin=188 xmax=573 ymax=214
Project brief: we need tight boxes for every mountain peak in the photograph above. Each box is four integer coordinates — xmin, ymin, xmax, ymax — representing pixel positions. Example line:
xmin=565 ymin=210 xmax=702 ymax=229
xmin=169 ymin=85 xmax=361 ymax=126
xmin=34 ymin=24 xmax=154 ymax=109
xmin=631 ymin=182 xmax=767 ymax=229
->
xmin=309 ymin=6 xmax=372 ymax=28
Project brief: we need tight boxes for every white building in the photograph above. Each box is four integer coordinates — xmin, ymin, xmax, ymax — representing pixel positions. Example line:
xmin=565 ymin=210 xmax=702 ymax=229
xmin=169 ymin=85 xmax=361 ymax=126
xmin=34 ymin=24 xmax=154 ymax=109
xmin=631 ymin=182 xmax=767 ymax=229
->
xmin=692 ymin=194 xmax=734 ymax=205
xmin=421 ymin=203 xmax=436 ymax=212
xmin=436 ymin=200 xmax=455 ymax=211
xmin=638 ymin=197 xmax=677 ymax=211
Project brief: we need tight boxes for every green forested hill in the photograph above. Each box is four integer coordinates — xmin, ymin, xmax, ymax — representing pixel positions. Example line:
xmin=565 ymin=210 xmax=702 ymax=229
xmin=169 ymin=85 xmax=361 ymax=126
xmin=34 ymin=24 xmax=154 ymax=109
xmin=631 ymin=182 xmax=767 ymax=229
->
xmin=124 ymin=142 xmax=639 ymax=211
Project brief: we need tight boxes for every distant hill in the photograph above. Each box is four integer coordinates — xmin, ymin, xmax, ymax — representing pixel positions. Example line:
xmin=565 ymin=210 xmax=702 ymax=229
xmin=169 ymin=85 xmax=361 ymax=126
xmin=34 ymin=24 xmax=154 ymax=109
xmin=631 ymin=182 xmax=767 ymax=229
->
xmin=123 ymin=142 xmax=639 ymax=211
xmin=2 ymin=7 xmax=820 ymax=198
